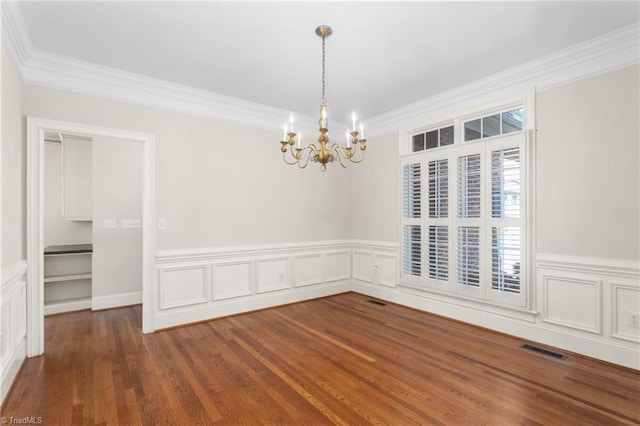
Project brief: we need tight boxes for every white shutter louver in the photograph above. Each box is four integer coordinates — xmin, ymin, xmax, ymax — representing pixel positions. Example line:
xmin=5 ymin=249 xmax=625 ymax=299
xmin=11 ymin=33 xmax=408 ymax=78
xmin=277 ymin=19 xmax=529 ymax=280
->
xmin=457 ymin=226 xmax=480 ymax=287
xmin=491 ymin=147 xmax=520 ymax=218
xmin=403 ymin=163 xmax=421 ymax=219
xmin=403 ymin=225 xmax=421 ymax=276
xmin=492 ymin=227 xmax=520 ymax=293
xmin=428 ymin=225 xmax=448 ymax=280
xmin=429 ymin=159 xmax=448 ymax=218
xmin=457 ymin=154 xmax=481 ymax=218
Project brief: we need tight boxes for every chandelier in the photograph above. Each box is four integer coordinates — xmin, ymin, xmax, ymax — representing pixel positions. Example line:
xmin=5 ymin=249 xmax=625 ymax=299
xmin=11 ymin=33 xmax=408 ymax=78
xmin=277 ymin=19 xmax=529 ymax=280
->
xmin=280 ymin=25 xmax=366 ymax=171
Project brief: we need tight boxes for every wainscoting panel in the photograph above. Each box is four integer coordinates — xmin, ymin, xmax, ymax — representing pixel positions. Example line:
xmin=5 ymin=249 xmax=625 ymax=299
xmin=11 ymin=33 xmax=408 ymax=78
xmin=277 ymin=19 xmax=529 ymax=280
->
xmin=353 ymin=251 xmax=373 ymax=282
xmin=158 ymin=263 xmax=209 ymax=310
xmin=375 ymin=252 xmax=399 ymax=288
xmin=541 ymin=275 xmax=602 ymax=334
xmin=153 ymin=241 xmax=353 ymax=330
xmin=293 ymin=253 xmax=324 ymax=288
xmin=1 ymin=261 xmax=28 ymax=406
xmin=611 ymin=282 xmax=640 ymax=342
xmin=256 ymin=256 xmax=290 ymax=294
xmin=212 ymin=259 xmax=254 ymax=300
xmin=325 ymin=250 xmax=351 ymax=282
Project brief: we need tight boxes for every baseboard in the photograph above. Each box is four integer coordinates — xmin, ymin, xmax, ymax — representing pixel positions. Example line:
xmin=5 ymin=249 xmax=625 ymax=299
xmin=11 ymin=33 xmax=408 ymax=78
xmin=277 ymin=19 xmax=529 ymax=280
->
xmin=352 ymin=280 xmax=640 ymax=370
xmin=92 ymin=291 xmax=142 ymax=311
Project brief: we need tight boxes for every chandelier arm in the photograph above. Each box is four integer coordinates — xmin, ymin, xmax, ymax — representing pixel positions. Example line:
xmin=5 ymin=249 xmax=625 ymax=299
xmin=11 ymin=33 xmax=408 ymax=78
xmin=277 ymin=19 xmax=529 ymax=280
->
xmin=297 ymin=145 xmax=316 ymax=169
xmin=331 ymin=142 xmax=366 ymax=164
xmin=329 ymin=144 xmax=350 ymax=168
xmin=282 ymin=151 xmax=299 ymax=165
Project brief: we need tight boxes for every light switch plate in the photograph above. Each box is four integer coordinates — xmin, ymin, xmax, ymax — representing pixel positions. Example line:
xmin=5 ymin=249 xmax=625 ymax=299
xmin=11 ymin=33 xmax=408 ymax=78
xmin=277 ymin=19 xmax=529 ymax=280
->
xmin=158 ymin=218 xmax=167 ymax=230
xmin=122 ymin=219 xmax=141 ymax=229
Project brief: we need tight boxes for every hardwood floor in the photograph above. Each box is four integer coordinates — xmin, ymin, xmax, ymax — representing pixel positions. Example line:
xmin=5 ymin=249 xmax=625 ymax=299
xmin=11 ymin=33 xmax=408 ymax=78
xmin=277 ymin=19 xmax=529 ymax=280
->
xmin=2 ymin=292 xmax=639 ymax=425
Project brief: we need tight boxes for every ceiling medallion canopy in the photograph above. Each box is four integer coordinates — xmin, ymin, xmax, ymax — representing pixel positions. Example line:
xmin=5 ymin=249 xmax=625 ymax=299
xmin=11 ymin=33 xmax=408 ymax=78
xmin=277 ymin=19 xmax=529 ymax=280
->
xmin=280 ymin=25 xmax=366 ymax=171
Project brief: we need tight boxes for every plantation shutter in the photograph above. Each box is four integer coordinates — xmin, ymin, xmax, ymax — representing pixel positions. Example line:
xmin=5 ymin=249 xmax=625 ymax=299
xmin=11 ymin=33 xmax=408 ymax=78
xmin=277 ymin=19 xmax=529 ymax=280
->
xmin=402 ymin=163 xmax=422 ymax=277
xmin=491 ymin=147 xmax=522 ymax=293
xmin=428 ymin=159 xmax=448 ymax=280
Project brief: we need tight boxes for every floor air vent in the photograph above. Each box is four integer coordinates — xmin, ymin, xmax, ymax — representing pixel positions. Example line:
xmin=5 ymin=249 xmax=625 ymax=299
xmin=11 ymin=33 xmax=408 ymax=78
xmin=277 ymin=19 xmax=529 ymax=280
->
xmin=521 ymin=344 xmax=567 ymax=360
xmin=367 ymin=299 xmax=386 ymax=306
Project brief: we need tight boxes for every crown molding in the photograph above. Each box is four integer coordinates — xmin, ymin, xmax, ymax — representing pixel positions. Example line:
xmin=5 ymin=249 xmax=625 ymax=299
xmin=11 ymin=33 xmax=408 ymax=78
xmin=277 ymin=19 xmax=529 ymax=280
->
xmin=1 ymin=2 xmax=33 ymax=75
xmin=2 ymin=2 xmax=638 ymax=136
xmin=365 ymin=22 xmax=640 ymax=137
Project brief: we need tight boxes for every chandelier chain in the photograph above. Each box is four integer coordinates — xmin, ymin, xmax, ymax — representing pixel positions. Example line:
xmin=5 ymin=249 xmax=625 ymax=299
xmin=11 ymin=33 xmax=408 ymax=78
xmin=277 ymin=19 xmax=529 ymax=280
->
xmin=321 ymin=34 xmax=326 ymax=106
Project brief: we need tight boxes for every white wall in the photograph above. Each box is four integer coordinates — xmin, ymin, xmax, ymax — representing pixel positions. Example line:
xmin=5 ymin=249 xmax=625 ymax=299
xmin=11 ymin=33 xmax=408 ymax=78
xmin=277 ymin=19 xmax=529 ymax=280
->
xmin=43 ymin=141 xmax=92 ymax=247
xmin=91 ymin=136 xmax=143 ymax=307
xmin=536 ymin=65 xmax=639 ymax=260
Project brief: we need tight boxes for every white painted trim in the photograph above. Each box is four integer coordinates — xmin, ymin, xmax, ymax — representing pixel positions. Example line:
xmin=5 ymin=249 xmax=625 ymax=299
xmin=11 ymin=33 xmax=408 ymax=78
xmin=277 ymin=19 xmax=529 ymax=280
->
xmin=44 ymin=298 xmax=92 ymax=316
xmin=92 ymin=291 xmax=142 ymax=311
xmin=156 ymin=240 xmax=353 ymax=262
xmin=537 ymin=253 xmax=640 ymax=279
xmin=0 ymin=261 xmax=28 ymax=407
xmin=540 ymin=276 xmax=602 ymax=335
xmin=3 ymin=3 xmax=637 ymax=137
xmin=1 ymin=260 xmax=27 ymax=289
xmin=26 ymin=117 xmax=155 ymax=357
xmin=611 ymin=282 xmax=640 ymax=343
xmin=0 ymin=337 xmax=26 ymax=406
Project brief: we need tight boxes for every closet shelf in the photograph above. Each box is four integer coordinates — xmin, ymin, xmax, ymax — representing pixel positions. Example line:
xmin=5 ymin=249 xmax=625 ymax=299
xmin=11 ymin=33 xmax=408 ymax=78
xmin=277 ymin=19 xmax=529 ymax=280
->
xmin=44 ymin=273 xmax=92 ymax=283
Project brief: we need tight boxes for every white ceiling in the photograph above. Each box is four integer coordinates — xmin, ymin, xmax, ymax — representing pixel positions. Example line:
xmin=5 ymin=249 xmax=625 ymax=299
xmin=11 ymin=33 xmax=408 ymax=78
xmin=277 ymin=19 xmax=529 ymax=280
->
xmin=14 ymin=1 xmax=640 ymax=122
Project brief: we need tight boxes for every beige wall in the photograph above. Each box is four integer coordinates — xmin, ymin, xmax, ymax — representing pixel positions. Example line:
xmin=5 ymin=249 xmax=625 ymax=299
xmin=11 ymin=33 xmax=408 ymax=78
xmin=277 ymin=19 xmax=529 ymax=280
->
xmin=1 ymin=47 xmax=25 ymax=267
xmin=349 ymin=131 xmax=399 ymax=242
xmin=22 ymin=84 xmax=351 ymax=251
xmin=92 ymin=137 xmax=143 ymax=298
xmin=536 ymin=64 xmax=639 ymax=260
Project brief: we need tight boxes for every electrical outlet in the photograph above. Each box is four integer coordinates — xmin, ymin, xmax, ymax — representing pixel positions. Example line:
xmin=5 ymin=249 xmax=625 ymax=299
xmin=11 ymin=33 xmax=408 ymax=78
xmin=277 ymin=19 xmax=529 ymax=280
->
xmin=629 ymin=311 xmax=640 ymax=328
xmin=104 ymin=219 xmax=116 ymax=229
xmin=158 ymin=218 xmax=167 ymax=230
xmin=122 ymin=219 xmax=141 ymax=229
xmin=279 ymin=273 xmax=285 ymax=283
xmin=373 ymin=264 xmax=379 ymax=277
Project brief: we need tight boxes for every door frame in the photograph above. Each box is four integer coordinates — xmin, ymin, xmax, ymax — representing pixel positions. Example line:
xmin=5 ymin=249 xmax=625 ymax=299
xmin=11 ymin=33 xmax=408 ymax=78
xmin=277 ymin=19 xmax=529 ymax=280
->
xmin=26 ymin=117 xmax=155 ymax=356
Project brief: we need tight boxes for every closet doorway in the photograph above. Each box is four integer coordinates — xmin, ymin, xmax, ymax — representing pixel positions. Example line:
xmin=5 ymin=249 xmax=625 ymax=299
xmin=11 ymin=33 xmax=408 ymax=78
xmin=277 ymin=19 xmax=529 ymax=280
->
xmin=26 ymin=117 xmax=155 ymax=357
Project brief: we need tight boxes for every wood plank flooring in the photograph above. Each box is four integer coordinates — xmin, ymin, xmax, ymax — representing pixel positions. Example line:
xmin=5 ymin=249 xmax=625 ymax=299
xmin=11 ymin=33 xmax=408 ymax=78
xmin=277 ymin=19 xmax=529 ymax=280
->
xmin=2 ymin=292 xmax=639 ymax=425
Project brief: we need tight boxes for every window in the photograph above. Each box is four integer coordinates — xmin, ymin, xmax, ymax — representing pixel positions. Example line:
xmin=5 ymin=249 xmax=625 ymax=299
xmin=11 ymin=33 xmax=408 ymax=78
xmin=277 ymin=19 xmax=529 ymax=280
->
xmin=412 ymin=125 xmax=454 ymax=152
xmin=464 ymin=108 xmax=523 ymax=141
xmin=401 ymin=106 xmax=527 ymax=308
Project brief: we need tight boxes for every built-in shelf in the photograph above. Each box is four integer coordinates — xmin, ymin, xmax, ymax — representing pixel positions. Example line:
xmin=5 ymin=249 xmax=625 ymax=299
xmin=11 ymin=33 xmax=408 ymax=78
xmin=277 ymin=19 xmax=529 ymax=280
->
xmin=44 ymin=273 xmax=92 ymax=283
xmin=44 ymin=243 xmax=92 ymax=315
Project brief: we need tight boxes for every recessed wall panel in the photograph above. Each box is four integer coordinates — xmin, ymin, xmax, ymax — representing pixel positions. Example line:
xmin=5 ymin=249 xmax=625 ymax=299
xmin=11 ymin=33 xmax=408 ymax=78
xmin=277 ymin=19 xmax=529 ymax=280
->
xmin=326 ymin=251 xmax=350 ymax=282
xmin=159 ymin=264 xmax=208 ymax=309
xmin=213 ymin=260 xmax=253 ymax=300
xmin=543 ymin=275 xmax=601 ymax=334
xmin=256 ymin=257 xmax=290 ymax=293
xmin=353 ymin=251 xmax=373 ymax=282
xmin=293 ymin=253 xmax=323 ymax=287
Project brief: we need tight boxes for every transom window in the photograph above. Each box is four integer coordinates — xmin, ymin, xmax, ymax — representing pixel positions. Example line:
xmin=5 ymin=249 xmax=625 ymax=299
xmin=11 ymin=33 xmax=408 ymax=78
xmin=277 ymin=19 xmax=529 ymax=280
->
xmin=464 ymin=108 xmax=523 ymax=141
xmin=412 ymin=125 xmax=454 ymax=152
xmin=401 ymin=104 xmax=528 ymax=309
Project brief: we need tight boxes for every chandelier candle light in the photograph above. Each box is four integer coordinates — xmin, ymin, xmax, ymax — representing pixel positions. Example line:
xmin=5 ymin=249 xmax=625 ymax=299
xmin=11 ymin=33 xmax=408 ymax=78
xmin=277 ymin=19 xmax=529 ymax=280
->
xmin=280 ymin=25 xmax=366 ymax=171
